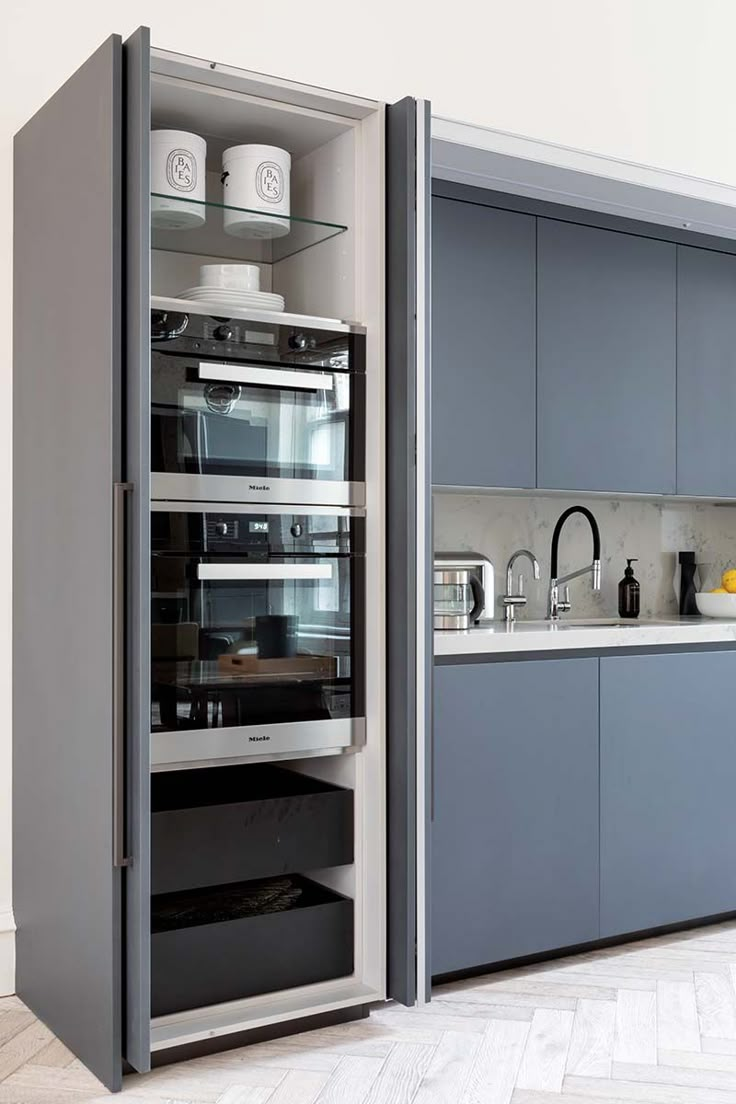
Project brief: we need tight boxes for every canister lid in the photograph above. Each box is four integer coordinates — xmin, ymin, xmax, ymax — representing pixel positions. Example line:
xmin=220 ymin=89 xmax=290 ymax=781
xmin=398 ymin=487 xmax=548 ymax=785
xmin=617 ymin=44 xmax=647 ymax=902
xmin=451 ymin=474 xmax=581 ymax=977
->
xmin=152 ymin=129 xmax=206 ymax=147
xmin=223 ymin=144 xmax=291 ymax=166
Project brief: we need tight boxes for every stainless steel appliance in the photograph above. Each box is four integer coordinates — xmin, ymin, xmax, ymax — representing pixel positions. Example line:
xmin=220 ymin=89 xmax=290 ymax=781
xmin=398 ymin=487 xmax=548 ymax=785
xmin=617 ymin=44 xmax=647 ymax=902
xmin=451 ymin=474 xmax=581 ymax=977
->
xmin=150 ymin=502 xmax=365 ymax=769
xmin=433 ymin=552 xmax=494 ymax=629
xmin=150 ymin=309 xmax=366 ymax=507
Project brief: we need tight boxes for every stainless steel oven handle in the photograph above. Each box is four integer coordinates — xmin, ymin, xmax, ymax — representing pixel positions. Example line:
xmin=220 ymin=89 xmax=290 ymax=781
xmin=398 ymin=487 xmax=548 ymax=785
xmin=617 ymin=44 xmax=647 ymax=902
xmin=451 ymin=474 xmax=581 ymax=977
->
xmin=113 ymin=481 xmax=133 ymax=869
xmin=197 ymin=563 xmax=333 ymax=581
xmin=198 ymin=362 xmax=334 ymax=391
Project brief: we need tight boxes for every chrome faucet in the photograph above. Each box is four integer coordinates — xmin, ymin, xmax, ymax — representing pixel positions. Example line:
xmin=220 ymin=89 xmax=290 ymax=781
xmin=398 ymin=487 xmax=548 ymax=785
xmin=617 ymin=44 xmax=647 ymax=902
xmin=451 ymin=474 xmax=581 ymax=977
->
xmin=502 ymin=549 xmax=541 ymax=623
xmin=547 ymin=506 xmax=602 ymax=620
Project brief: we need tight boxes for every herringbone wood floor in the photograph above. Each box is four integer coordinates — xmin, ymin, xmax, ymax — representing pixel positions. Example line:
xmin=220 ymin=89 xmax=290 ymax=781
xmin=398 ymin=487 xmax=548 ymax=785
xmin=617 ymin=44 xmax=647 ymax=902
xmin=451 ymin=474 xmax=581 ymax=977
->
xmin=6 ymin=920 xmax=736 ymax=1102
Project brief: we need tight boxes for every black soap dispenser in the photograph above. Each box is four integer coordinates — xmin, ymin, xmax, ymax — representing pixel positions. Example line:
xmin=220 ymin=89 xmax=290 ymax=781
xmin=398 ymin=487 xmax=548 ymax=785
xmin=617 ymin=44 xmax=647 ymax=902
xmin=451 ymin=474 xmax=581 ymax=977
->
xmin=618 ymin=558 xmax=640 ymax=619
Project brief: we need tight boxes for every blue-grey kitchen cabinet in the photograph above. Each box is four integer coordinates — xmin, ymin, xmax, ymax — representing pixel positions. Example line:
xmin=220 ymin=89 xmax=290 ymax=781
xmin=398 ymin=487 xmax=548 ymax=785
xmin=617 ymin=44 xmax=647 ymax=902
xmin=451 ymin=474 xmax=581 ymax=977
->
xmin=600 ymin=650 xmax=736 ymax=938
xmin=432 ymin=196 xmax=536 ymax=489
xmin=537 ymin=218 xmax=677 ymax=494
xmin=677 ymin=245 xmax=736 ymax=498
xmin=432 ymin=657 xmax=599 ymax=976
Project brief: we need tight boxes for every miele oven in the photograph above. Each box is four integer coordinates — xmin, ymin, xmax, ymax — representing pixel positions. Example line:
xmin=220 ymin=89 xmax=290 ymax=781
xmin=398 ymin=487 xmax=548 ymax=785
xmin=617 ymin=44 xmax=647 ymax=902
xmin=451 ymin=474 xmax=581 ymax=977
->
xmin=150 ymin=309 xmax=366 ymax=507
xmin=150 ymin=502 xmax=365 ymax=770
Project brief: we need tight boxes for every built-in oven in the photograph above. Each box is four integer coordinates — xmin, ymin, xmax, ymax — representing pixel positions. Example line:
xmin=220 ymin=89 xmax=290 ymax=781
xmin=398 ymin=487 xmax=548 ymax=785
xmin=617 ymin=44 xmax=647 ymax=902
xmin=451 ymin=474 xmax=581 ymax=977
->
xmin=150 ymin=502 xmax=365 ymax=769
xmin=150 ymin=309 xmax=365 ymax=507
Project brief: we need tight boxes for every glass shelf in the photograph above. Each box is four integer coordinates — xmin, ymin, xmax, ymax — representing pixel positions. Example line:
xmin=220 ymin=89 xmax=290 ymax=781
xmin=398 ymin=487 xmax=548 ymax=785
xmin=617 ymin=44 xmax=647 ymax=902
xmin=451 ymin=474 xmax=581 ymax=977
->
xmin=151 ymin=193 xmax=348 ymax=265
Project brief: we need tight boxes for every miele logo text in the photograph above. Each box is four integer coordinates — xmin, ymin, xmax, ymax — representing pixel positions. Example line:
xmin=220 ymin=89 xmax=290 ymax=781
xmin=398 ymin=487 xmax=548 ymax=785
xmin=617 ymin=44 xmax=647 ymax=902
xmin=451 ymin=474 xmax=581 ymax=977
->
xmin=249 ymin=483 xmax=270 ymax=491
xmin=249 ymin=735 xmax=271 ymax=743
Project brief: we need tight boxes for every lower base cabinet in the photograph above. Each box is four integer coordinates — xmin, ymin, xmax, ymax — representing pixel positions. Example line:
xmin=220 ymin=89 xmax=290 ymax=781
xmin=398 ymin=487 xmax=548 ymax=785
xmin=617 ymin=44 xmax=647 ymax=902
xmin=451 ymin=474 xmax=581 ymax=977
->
xmin=432 ymin=657 xmax=599 ymax=976
xmin=600 ymin=651 xmax=736 ymax=937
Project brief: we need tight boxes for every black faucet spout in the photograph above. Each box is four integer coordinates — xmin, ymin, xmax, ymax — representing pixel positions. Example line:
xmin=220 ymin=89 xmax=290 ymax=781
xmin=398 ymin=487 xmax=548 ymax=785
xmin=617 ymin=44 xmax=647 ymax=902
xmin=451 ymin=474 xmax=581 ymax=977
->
xmin=550 ymin=506 xmax=601 ymax=579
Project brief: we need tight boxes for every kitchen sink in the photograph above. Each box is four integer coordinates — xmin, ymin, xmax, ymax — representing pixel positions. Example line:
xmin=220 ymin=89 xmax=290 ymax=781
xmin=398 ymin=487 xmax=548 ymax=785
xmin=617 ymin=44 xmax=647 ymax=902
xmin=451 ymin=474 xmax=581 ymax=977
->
xmin=522 ymin=617 xmax=680 ymax=630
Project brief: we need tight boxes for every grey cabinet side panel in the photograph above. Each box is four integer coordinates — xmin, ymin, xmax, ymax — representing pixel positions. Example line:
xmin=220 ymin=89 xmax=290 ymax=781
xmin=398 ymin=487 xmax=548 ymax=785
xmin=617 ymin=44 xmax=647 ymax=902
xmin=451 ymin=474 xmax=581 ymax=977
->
xmin=13 ymin=36 xmax=123 ymax=1092
xmin=432 ymin=658 xmax=599 ymax=976
xmin=386 ymin=97 xmax=432 ymax=1007
xmin=123 ymin=26 xmax=151 ymax=1074
xmin=537 ymin=218 xmax=676 ymax=494
xmin=600 ymin=651 xmax=736 ymax=937
xmin=432 ymin=198 xmax=536 ymax=488
xmin=677 ymin=245 xmax=736 ymax=497
xmin=418 ymin=100 xmax=432 ymax=1008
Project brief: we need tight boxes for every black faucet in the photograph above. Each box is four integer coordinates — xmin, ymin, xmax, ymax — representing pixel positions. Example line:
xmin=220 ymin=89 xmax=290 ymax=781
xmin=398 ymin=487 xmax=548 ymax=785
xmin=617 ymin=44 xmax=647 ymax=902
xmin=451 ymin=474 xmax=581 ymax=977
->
xmin=548 ymin=506 xmax=602 ymax=620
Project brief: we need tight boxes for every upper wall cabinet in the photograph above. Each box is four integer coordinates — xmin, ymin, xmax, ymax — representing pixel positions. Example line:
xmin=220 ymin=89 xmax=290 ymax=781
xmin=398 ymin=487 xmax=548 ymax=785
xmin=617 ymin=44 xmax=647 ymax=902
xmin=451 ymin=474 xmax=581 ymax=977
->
xmin=432 ymin=197 xmax=536 ymax=488
xmin=677 ymin=246 xmax=736 ymax=498
xmin=537 ymin=219 xmax=677 ymax=494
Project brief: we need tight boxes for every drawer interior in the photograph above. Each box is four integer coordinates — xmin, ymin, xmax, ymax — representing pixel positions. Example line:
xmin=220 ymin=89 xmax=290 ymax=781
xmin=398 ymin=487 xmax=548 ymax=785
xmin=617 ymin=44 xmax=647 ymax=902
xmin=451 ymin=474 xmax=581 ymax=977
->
xmin=152 ymin=874 xmax=343 ymax=932
xmin=150 ymin=764 xmax=356 ymax=1015
xmin=151 ymin=762 xmax=347 ymax=810
xmin=151 ymin=874 xmax=354 ymax=1017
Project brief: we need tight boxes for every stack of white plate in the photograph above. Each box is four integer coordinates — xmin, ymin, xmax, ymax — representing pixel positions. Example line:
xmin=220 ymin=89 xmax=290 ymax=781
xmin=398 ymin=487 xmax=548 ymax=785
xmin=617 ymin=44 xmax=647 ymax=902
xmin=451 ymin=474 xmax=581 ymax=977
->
xmin=178 ymin=263 xmax=286 ymax=313
xmin=179 ymin=286 xmax=286 ymax=312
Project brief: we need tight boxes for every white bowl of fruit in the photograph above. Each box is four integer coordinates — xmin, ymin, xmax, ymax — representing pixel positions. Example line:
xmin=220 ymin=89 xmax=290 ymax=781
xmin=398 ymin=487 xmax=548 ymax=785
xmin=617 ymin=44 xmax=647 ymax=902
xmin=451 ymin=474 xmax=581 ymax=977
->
xmin=696 ymin=570 xmax=736 ymax=617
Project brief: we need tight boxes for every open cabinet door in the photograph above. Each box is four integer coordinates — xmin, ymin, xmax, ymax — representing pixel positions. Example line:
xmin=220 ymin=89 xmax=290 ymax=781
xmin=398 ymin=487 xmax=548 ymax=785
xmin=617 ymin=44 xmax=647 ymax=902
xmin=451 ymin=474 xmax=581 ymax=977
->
xmin=13 ymin=36 xmax=126 ymax=1091
xmin=123 ymin=25 xmax=152 ymax=1076
xmin=385 ymin=97 xmax=432 ymax=1007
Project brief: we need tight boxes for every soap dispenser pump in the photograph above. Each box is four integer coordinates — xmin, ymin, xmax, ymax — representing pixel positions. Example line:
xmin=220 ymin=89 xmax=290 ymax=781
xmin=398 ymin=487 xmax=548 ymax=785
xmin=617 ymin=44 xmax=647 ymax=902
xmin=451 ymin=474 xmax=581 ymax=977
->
xmin=618 ymin=558 xmax=640 ymax=620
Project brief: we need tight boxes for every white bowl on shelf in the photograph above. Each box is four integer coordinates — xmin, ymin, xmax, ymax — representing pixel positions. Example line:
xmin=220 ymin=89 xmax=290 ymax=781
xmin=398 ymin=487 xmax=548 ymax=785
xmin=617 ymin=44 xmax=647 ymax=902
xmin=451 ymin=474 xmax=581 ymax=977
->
xmin=695 ymin=592 xmax=736 ymax=618
xmin=198 ymin=264 xmax=261 ymax=292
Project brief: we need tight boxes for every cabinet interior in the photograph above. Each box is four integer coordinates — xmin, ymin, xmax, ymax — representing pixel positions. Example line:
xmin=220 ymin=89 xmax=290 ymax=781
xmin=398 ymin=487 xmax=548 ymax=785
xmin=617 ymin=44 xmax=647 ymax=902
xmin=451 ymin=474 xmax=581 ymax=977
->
xmin=150 ymin=66 xmax=369 ymax=323
xmin=147 ymin=51 xmax=387 ymax=1051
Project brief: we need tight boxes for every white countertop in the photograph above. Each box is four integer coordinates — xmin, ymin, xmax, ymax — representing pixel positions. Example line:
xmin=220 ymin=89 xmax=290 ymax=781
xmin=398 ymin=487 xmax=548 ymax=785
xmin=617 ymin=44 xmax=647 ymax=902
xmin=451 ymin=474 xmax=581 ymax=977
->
xmin=434 ymin=617 xmax=736 ymax=656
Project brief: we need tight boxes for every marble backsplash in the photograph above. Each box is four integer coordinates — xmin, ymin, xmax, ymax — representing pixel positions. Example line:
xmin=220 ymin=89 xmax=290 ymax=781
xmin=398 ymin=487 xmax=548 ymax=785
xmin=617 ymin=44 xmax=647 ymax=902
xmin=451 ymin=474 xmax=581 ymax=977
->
xmin=434 ymin=492 xmax=736 ymax=621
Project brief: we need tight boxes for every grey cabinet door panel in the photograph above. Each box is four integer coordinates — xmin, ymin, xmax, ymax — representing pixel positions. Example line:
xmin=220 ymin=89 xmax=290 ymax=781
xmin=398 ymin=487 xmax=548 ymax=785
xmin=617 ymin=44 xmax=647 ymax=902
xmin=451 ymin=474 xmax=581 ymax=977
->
xmin=677 ymin=245 xmax=736 ymax=497
xmin=600 ymin=651 xmax=736 ymax=938
xmin=432 ymin=658 xmax=599 ymax=976
xmin=386 ymin=96 xmax=432 ymax=1007
xmin=432 ymin=198 xmax=536 ymax=488
xmin=537 ymin=219 xmax=676 ymax=493
xmin=13 ymin=35 xmax=124 ymax=1092
xmin=123 ymin=26 xmax=152 ymax=1074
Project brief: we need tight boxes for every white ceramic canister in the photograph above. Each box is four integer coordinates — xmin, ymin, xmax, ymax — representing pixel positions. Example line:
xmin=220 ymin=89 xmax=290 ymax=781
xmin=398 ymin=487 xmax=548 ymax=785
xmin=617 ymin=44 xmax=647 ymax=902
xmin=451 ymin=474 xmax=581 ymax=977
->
xmin=151 ymin=130 xmax=207 ymax=230
xmin=221 ymin=145 xmax=291 ymax=239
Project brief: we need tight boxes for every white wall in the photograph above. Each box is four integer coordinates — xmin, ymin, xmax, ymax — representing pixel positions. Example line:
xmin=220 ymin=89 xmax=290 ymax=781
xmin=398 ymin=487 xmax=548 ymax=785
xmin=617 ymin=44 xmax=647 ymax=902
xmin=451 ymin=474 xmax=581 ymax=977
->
xmin=3 ymin=0 xmax=736 ymax=993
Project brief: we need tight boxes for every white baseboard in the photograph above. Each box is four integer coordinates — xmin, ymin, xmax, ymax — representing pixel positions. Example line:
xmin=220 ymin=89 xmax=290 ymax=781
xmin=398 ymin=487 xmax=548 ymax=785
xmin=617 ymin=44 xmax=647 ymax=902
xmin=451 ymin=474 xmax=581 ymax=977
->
xmin=0 ymin=911 xmax=16 ymax=996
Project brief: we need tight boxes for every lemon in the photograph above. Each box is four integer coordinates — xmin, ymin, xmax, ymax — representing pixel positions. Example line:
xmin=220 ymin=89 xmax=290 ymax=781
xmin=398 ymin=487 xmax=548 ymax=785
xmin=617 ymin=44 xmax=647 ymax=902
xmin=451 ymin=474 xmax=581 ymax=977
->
xmin=723 ymin=570 xmax=736 ymax=593
xmin=712 ymin=587 xmax=728 ymax=594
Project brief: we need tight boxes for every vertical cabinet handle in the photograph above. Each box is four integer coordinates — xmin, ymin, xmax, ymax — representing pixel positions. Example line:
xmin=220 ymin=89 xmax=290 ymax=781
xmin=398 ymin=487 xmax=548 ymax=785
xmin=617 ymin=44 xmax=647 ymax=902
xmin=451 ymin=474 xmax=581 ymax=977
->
xmin=113 ymin=481 xmax=133 ymax=869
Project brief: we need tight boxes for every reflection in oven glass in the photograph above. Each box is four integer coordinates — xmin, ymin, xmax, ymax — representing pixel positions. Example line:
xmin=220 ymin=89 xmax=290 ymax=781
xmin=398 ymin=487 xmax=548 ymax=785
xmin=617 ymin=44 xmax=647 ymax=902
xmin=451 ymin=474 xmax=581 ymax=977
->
xmin=150 ymin=511 xmax=364 ymax=735
xmin=151 ymin=344 xmax=362 ymax=485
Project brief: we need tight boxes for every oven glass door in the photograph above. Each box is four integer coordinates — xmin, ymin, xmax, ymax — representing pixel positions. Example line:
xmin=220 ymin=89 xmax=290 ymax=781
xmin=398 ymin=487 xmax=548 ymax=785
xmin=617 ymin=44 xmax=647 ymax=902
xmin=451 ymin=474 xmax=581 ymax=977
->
xmin=151 ymin=315 xmax=365 ymax=495
xmin=150 ymin=508 xmax=365 ymax=767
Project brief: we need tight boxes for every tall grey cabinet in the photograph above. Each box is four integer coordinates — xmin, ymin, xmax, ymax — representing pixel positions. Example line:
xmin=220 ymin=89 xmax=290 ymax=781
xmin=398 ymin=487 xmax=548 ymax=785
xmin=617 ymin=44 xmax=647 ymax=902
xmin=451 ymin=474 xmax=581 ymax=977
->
xmin=13 ymin=36 xmax=127 ymax=1084
xmin=13 ymin=30 xmax=431 ymax=1091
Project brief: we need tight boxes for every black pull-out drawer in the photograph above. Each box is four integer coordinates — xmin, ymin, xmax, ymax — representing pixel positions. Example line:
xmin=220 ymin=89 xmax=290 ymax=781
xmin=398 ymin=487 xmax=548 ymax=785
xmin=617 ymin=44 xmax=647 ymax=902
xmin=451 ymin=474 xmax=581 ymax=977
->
xmin=151 ymin=764 xmax=353 ymax=895
xmin=151 ymin=875 xmax=353 ymax=1016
